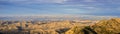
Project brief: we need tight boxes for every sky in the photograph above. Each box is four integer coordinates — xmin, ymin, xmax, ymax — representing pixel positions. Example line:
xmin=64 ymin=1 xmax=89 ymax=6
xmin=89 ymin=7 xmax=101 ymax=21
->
xmin=0 ymin=0 xmax=120 ymax=16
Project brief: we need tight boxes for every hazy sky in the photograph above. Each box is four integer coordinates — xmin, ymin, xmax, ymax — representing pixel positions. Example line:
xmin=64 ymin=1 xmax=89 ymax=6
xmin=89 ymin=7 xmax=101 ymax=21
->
xmin=0 ymin=0 xmax=120 ymax=16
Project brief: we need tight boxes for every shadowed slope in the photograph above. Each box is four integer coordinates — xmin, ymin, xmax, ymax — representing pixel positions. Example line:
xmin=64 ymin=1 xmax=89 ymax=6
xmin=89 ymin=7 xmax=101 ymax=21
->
xmin=66 ymin=18 xmax=120 ymax=34
xmin=91 ymin=18 xmax=120 ymax=34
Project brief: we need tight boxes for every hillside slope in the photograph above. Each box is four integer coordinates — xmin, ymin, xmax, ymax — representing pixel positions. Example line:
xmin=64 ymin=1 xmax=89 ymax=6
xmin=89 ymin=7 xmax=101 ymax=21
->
xmin=65 ymin=18 xmax=120 ymax=34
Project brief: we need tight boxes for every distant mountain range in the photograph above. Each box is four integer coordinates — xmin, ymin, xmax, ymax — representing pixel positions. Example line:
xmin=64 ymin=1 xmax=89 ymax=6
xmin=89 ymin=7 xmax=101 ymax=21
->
xmin=0 ymin=15 xmax=119 ymax=21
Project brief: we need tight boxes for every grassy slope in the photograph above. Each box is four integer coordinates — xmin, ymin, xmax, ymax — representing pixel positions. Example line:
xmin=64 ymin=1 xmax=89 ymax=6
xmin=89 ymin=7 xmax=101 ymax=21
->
xmin=65 ymin=18 xmax=120 ymax=34
xmin=1 ymin=18 xmax=120 ymax=34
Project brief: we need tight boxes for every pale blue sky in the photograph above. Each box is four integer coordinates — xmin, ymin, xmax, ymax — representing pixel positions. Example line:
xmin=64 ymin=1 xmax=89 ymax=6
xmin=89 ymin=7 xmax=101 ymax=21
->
xmin=0 ymin=0 xmax=120 ymax=16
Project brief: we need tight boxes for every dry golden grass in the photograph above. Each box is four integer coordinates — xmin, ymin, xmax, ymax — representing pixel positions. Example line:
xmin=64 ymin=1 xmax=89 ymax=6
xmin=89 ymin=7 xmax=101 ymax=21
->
xmin=0 ymin=20 xmax=87 ymax=34
xmin=65 ymin=18 xmax=120 ymax=34
xmin=1 ymin=18 xmax=120 ymax=34
xmin=65 ymin=26 xmax=85 ymax=34
xmin=91 ymin=18 xmax=120 ymax=34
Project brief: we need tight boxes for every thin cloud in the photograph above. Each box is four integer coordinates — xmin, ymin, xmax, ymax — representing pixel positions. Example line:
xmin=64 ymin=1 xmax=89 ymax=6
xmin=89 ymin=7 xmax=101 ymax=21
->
xmin=1 ymin=0 xmax=68 ymax=4
xmin=83 ymin=0 xmax=96 ymax=2
xmin=0 ymin=0 xmax=120 ymax=16
xmin=61 ymin=4 xmax=88 ymax=7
